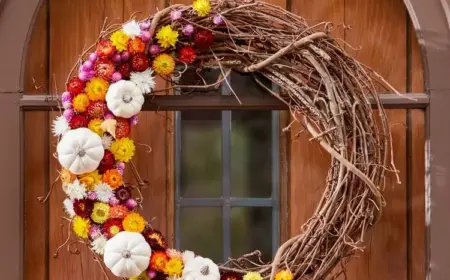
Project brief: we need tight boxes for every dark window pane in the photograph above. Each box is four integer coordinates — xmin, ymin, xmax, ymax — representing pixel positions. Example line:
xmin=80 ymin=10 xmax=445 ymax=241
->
xmin=231 ymin=207 xmax=272 ymax=261
xmin=180 ymin=111 xmax=222 ymax=198
xmin=180 ymin=207 xmax=223 ymax=263
xmin=179 ymin=68 xmax=222 ymax=95
xmin=231 ymin=111 xmax=273 ymax=197
xmin=230 ymin=71 xmax=271 ymax=96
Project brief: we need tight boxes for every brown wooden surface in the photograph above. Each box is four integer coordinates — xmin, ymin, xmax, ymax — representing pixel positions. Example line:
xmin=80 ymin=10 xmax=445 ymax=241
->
xmin=21 ymin=0 xmax=426 ymax=279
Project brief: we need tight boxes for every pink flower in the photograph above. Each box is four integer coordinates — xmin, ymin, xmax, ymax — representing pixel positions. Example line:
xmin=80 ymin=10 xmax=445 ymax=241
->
xmin=89 ymin=224 xmax=102 ymax=239
xmin=104 ymin=112 xmax=115 ymax=119
xmin=87 ymin=191 xmax=97 ymax=200
xmin=61 ymin=91 xmax=72 ymax=103
xmin=62 ymin=101 xmax=72 ymax=110
xmin=130 ymin=115 xmax=139 ymax=126
xmin=213 ymin=14 xmax=223 ymax=25
xmin=63 ymin=109 xmax=74 ymax=121
xmin=149 ymin=44 xmax=161 ymax=56
xmin=111 ymin=72 xmax=122 ymax=82
xmin=182 ymin=24 xmax=194 ymax=36
xmin=125 ymin=199 xmax=138 ymax=210
xmin=88 ymin=52 xmax=97 ymax=62
xmin=170 ymin=9 xmax=182 ymax=21
xmin=109 ymin=197 xmax=120 ymax=206
xmin=140 ymin=21 xmax=150 ymax=30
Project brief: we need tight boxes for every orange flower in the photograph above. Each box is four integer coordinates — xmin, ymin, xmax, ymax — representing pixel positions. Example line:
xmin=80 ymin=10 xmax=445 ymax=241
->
xmin=128 ymin=37 xmax=146 ymax=55
xmin=60 ymin=168 xmax=76 ymax=185
xmin=150 ymin=251 xmax=169 ymax=272
xmin=109 ymin=205 xmax=129 ymax=219
xmin=102 ymin=169 xmax=123 ymax=189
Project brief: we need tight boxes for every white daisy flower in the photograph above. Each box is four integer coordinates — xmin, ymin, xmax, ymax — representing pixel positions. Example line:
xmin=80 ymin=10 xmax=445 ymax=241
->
xmin=64 ymin=179 xmax=87 ymax=200
xmin=63 ymin=199 xmax=75 ymax=218
xmin=182 ymin=250 xmax=195 ymax=264
xmin=94 ymin=182 xmax=114 ymax=202
xmin=122 ymin=20 xmax=141 ymax=38
xmin=130 ymin=68 xmax=156 ymax=94
xmin=52 ymin=115 xmax=70 ymax=137
xmin=101 ymin=134 xmax=114 ymax=149
xmin=91 ymin=235 xmax=108 ymax=255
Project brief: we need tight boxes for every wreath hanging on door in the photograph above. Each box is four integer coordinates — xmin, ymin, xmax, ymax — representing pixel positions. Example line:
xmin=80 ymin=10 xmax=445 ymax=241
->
xmin=51 ymin=0 xmax=398 ymax=279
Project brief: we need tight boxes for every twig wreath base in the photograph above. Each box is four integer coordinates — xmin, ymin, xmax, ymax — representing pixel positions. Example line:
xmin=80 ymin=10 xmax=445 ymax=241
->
xmin=50 ymin=0 xmax=399 ymax=280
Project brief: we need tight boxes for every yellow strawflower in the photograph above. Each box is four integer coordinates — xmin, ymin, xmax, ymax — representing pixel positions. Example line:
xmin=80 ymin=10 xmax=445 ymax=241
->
xmin=274 ymin=270 xmax=293 ymax=280
xmin=91 ymin=202 xmax=110 ymax=224
xmin=193 ymin=0 xmax=211 ymax=17
xmin=244 ymin=272 xmax=263 ymax=280
xmin=165 ymin=257 xmax=183 ymax=276
xmin=73 ymin=93 xmax=90 ymax=113
xmin=153 ymin=54 xmax=175 ymax=76
xmin=123 ymin=213 xmax=146 ymax=233
xmin=86 ymin=77 xmax=109 ymax=101
xmin=73 ymin=216 xmax=91 ymax=238
xmin=88 ymin=119 xmax=104 ymax=136
xmin=110 ymin=137 xmax=136 ymax=163
xmin=79 ymin=170 xmax=102 ymax=190
xmin=156 ymin=25 xmax=179 ymax=48
xmin=110 ymin=30 xmax=130 ymax=52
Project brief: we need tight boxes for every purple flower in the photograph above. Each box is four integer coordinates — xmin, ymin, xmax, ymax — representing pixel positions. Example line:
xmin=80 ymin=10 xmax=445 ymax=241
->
xmin=149 ymin=44 xmax=161 ymax=56
xmin=109 ymin=197 xmax=120 ymax=206
xmin=182 ymin=24 xmax=194 ymax=36
xmin=62 ymin=101 xmax=72 ymax=110
xmin=130 ymin=115 xmax=139 ymax=126
xmin=61 ymin=91 xmax=72 ymax=103
xmin=125 ymin=199 xmax=138 ymax=210
xmin=89 ymin=224 xmax=102 ymax=239
xmin=63 ymin=109 xmax=74 ymax=121
xmin=147 ymin=270 xmax=157 ymax=279
xmin=170 ymin=9 xmax=182 ymax=21
xmin=78 ymin=71 xmax=90 ymax=81
xmin=111 ymin=72 xmax=122 ymax=82
xmin=81 ymin=61 xmax=93 ymax=71
xmin=141 ymin=31 xmax=151 ymax=42
xmin=213 ymin=14 xmax=223 ymax=25
xmin=88 ymin=52 xmax=97 ymax=62
xmin=104 ymin=112 xmax=115 ymax=119
xmin=121 ymin=51 xmax=130 ymax=61
xmin=87 ymin=191 xmax=97 ymax=200
xmin=139 ymin=21 xmax=150 ymax=30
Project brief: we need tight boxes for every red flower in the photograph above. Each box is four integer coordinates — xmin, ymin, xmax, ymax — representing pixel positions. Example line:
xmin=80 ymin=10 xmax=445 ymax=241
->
xmin=115 ymin=186 xmax=131 ymax=202
xmin=86 ymin=101 xmax=107 ymax=119
xmin=150 ymin=251 xmax=169 ymax=272
xmin=66 ymin=77 xmax=85 ymax=95
xmin=117 ymin=63 xmax=132 ymax=79
xmin=115 ymin=118 xmax=131 ymax=139
xmin=128 ymin=38 xmax=146 ymax=55
xmin=178 ymin=46 xmax=197 ymax=64
xmin=98 ymin=151 xmax=115 ymax=174
xmin=143 ymin=228 xmax=168 ymax=250
xmin=73 ymin=199 xmax=94 ymax=218
xmin=96 ymin=40 xmax=116 ymax=58
xmin=69 ymin=115 xmax=88 ymax=129
xmin=131 ymin=53 xmax=149 ymax=72
xmin=221 ymin=272 xmax=244 ymax=280
xmin=194 ymin=30 xmax=215 ymax=49
xmin=103 ymin=218 xmax=124 ymax=239
xmin=95 ymin=58 xmax=115 ymax=80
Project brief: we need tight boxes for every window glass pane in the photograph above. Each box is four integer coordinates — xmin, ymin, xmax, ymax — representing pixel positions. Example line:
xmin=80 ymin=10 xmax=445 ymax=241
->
xmin=180 ymin=207 xmax=223 ymax=263
xmin=231 ymin=207 xmax=272 ymax=261
xmin=230 ymin=71 xmax=271 ymax=96
xmin=231 ymin=111 xmax=273 ymax=197
xmin=179 ymin=68 xmax=221 ymax=95
xmin=180 ymin=110 xmax=222 ymax=197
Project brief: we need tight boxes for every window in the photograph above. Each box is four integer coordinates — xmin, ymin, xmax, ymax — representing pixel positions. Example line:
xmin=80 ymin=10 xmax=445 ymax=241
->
xmin=174 ymin=71 xmax=280 ymax=263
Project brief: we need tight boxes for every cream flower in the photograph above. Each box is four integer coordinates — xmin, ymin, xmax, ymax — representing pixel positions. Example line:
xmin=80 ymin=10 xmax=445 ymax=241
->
xmin=64 ymin=179 xmax=87 ymax=200
xmin=130 ymin=68 xmax=156 ymax=94
xmin=102 ymin=134 xmax=114 ymax=149
xmin=63 ymin=198 xmax=75 ymax=218
xmin=91 ymin=235 xmax=108 ymax=255
xmin=52 ymin=115 xmax=70 ymax=137
xmin=94 ymin=182 xmax=114 ymax=202
xmin=123 ymin=20 xmax=141 ymax=38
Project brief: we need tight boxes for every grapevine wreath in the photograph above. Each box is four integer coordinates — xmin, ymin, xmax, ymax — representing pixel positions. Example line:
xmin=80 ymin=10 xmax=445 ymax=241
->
xmin=51 ymin=0 xmax=399 ymax=279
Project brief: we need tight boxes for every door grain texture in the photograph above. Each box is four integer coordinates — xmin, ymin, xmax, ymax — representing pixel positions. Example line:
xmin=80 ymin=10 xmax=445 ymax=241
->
xmin=22 ymin=0 xmax=426 ymax=279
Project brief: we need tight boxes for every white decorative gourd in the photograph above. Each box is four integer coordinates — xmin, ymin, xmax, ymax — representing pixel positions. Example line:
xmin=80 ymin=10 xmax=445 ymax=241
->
xmin=106 ymin=80 xmax=145 ymax=118
xmin=57 ymin=127 xmax=104 ymax=175
xmin=183 ymin=256 xmax=220 ymax=280
xmin=103 ymin=231 xmax=152 ymax=278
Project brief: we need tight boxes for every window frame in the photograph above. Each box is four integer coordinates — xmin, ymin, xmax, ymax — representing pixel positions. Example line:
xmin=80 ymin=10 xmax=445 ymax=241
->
xmin=173 ymin=74 xmax=282 ymax=262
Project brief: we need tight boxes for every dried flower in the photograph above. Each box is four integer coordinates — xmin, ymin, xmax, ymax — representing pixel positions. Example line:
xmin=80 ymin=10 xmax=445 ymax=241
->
xmin=91 ymin=202 xmax=110 ymax=224
xmin=69 ymin=115 xmax=88 ymax=129
xmin=115 ymin=118 xmax=131 ymax=139
xmin=156 ymin=25 xmax=179 ymax=48
xmin=213 ymin=14 xmax=223 ymax=25
xmin=150 ymin=251 xmax=169 ymax=272
xmin=87 ymin=101 xmax=107 ymax=119
xmin=63 ymin=199 xmax=75 ymax=218
xmin=128 ymin=37 xmax=146 ymax=55
xmin=64 ymin=179 xmax=87 ymax=200
xmin=91 ymin=235 xmax=108 ymax=255
xmin=125 ymin=198 xmax=138 ymax=210
xmin=73 ymin=199 xmax=94 ymax=218
xmin=62 ymin=91 xmax=72 ymax=102
xmin=122 ymin=213 xmax=146 ymax=232
xmin=115 ymin=186 xmax=132 ymax=202
xmin=52 ymin=115 xmax=70 ymax=137
xmin=243 ymin=272 xmax=263 ymax=280
xmin=109 ymin=197 xmax=120 ymax=206
xmin=103 ymin=218 xmax=124 ymax=238
xmin=73 ymin=216 xmax=91 ymax=238
xmin=96 ymin=40 xmax=116 ymax=58
xmin=63 ymin=109 xmax=74 ymax=121
xmin=123 ymin=20 xmax=142 ymax=38
xmin=153 ymin=54 xmax=175 ymax=76
xmin=117 ymin=63 xmax=132 ymax=79
xmin=193 ymin=0 xmax=211 ymax=17
xmin=109 ymin=205 xmax=129 ymax=219
xmin=149 ymin=44 xmax=161 ymax=56
xmin=182 ymin=24 xmax=194 ymax=36
xmin=94 ymin=182 xmax=114 ymax=202
xmin=194 ymin=29 xmax=215 ymax=49
xmin=130 ymin=115 xmax=139 ymax=126
xmin=101 ymin=134 xmax=114 ymax=149
xmin=274 ymin=271 xmax=293 ymax=280
xmin=170 ymin=9 xmax=182 ymax=21
xmin=79 ymin=170 xmax=102 ymax=190
xmin=131 ymin=53 xmax=150 ymax=72
xmin=88 ymin=119 xmax=105 ymax=136
xmin=166 ymin=257 xmax=183 ymax=277
xmin=131 ymin=68 xmax=156 ymax=94
xmin=67 ymin=77 xmax=85 ymax=95
xmin=110 ymin=137 xmax=136 ymax=162
xmin=178 ymin=46 xmax=196 ymax=64
xmin=86 ymin=77 xmax=109 ymax=101
xmin=73 ymin=93 xmax=90 ymax=113
xmin=87 ymin=191 xmax=97 ymax=200
xmin=143 ymin=229 xmax=168 ymax=250
xmin=98 ymin=150 xmax=115 ymax=174
xmin=102 ymin=169 xmax=123 ymax=189
xmin=95 ymin=58 xmax=115 ymax=80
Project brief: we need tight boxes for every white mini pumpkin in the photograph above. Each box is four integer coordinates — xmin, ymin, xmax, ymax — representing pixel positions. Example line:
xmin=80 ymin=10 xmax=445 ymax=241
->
xmin=103 ymin=231 xmax=151 ymax=278
xmin=57 ymin=128 xmax=104 ymax=175
xmin=183 ymin=256 xmax=220 ymax=280
xmin=106 ymin=80 xmax=145 ymax=118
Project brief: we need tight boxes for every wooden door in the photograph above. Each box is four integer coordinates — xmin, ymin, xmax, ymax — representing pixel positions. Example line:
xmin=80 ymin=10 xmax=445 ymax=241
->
xmin=23 ymin=0 xmax=425 ymax=279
